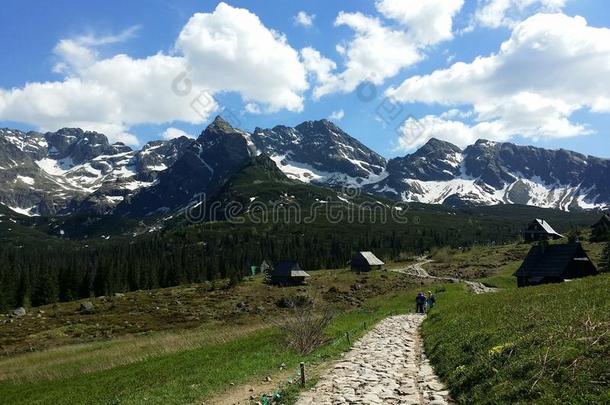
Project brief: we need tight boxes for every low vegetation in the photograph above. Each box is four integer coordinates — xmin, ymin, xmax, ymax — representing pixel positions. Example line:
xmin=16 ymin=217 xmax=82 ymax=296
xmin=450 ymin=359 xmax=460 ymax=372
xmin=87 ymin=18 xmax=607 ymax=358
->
xmin=422 ymin=274 xmax=610 ymax=404
xmin=0 ymin=269 xmax=429 ymax=404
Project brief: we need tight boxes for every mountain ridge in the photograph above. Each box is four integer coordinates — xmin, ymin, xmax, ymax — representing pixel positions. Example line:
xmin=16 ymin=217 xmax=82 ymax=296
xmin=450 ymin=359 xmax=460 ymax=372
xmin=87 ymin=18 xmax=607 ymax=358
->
xmin=1 ymin=118 xmax=609 ymax=217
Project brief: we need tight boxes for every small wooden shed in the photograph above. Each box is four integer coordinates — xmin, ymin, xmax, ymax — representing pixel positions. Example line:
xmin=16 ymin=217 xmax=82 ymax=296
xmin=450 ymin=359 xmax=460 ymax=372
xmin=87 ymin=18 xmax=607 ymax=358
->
xmin=514 ymin=243 xmax=598 ymax=287
xmin=351 ymin=251 xmax=385 ymax=272
xmin=523 ymin=219 xmax=564 ymax=242
xmin=268 ymin=261 xmax=310 ymax=286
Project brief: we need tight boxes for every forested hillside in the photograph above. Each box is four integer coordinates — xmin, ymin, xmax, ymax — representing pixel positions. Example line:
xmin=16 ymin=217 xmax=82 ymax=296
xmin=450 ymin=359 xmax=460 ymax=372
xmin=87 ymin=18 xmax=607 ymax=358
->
xmin=0 ymin=201 xmax=600 ymax=310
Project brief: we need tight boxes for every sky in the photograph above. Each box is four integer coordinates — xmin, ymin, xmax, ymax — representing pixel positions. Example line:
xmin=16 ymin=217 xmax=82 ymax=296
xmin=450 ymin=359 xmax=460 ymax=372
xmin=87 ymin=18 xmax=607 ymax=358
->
xmin=1 ymin=0 xmax=610 ymax=159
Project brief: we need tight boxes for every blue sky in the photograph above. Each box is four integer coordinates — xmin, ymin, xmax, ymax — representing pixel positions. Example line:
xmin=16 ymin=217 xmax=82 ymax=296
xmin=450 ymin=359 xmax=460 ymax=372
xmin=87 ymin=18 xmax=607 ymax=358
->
xmin=1 ymin=0 xmax=610 ymax=158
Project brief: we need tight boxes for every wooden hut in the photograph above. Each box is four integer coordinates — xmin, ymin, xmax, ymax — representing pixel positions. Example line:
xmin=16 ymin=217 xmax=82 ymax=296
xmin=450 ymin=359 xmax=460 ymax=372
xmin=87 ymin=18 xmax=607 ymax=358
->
xmin=514 ymin=243 xmax=598 ymax=287
xmin=268 ymin=261 xmax=310 ymax=286
xmin=351 ymin=251 xmax=384 ymax=272
xmin=523 ymin=219 xmax=563 ymax=242
xmin=591 ymin=214 xmax=610 ymax=242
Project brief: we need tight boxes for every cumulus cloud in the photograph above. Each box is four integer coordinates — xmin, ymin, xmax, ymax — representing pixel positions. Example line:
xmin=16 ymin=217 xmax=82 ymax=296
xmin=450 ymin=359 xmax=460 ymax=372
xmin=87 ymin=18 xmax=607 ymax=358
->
xmin=162 ymin=127 xmax=193 ymax=140
xmin=312 ymin=1 xmax=464 ymax=98
xmin=176 ymin=2 xmax=308 ymax=113
xmin=396 ymin=115 xmax=504 ymax=150
xmin=389 ymin=13 xmax=607 ymax=149
xmin=0 ymin=2 xmax=308 ymax=144
xmin=475 ymin=0 xmax=565 ymax=28
xmin=312 ymin=12 xmax=421 ymax=98
xmin=328 ymin=109 xmax=345 ymax=121
xmin=294 ymin=11 xmax=315 ymax=28
xmin=376 ymin=0 xmax=464 ymax=45
xmin=244 ymin=103 xmax=262 ymax=114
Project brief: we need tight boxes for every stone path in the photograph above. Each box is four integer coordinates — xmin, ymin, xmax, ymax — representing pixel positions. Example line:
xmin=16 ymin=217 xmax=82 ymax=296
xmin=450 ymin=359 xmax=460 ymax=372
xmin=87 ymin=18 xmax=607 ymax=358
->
xmin=392 ymin=259 xmax=497 ymax=295
xmin=295 ymin=315 xmax=451 ymax=405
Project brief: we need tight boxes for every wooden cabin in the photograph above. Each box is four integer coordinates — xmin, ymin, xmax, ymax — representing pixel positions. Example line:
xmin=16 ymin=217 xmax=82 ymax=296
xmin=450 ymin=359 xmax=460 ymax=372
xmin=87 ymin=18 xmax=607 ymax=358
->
xmin=523 ymin=219 xmax=564 ymax=242
xmin=351 ymin=251 xmax=384 ymax=272
xmin=268 ymin=261 xmax=310 ymax=286
xmin=591 ymin=214 xmax=610 ymax=242
xmin=514 ymin=243 xmax=598 ymax=287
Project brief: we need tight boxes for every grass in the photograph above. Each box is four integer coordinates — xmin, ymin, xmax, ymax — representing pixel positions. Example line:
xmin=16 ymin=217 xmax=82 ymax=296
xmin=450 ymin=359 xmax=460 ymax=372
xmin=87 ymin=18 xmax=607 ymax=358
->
xmin=0 ymin=268 xmax=421 ymax=357
xmin=2 ymin=237 xmax=606 ymax=403
xmin=0 ymin=271 xmax=426 ymax=404
xmin=422 ymin=273 xmax=610 ymax=404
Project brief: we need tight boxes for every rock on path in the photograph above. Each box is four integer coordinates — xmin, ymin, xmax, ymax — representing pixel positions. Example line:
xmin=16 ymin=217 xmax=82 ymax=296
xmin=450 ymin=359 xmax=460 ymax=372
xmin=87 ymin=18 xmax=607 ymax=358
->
xmin=295 ymin=315 xmax=451 ymax=405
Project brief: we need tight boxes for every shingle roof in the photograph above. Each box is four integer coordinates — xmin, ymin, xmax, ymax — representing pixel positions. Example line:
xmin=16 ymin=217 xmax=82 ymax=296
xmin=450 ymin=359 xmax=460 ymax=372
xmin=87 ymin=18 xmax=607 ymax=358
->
xmin=357 ymin=251 xmax=384 ymax=266
xmin=593 ymin=214 xmax=610 ymax=228
xmin=514 ymin=243 xmax=590 ymax=278
xmin=530 ymin=219 xmax=564 ymax=238
xmin=272 ymin=261 xmax=310 ymax=278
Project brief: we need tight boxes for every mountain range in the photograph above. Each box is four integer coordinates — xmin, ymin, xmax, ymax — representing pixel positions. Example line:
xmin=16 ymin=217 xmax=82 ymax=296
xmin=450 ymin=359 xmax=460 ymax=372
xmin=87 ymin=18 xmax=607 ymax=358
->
xmin=1 ymin=116 xmax=608 ymax=218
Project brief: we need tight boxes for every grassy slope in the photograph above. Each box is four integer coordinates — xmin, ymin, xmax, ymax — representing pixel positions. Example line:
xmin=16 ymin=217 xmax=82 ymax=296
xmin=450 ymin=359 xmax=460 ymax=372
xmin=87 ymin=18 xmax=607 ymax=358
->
xmin=0 ymin=272 xmax=426 ymax=404
xmin=422 ymin=275 xmax=610 ymax=404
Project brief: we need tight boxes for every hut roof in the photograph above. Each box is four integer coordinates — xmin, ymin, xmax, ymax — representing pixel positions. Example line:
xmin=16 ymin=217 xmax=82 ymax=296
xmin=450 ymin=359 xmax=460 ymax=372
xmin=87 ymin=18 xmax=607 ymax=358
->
xmin=272 ymin=261 xmax=310 ymax=278
xmin=592 ymin=214 xmax=610 ymax=228
xmin=514 ymin=243 xmax=594 ymax=278
xmin=526 ymin=219 xmax=564 ymax=239
xmin=355 ymin=251 xmax=385 ymax=266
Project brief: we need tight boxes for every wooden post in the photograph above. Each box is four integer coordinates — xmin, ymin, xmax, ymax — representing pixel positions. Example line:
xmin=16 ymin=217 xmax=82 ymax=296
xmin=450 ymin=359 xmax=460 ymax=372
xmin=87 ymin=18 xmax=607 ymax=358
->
xmin=346 ymin=331 xmax=351 ymax=345
xmin=300 ymin=362 xmax=305 ymax=387
xmin=364 ymin=321 xmax=367 ymax=329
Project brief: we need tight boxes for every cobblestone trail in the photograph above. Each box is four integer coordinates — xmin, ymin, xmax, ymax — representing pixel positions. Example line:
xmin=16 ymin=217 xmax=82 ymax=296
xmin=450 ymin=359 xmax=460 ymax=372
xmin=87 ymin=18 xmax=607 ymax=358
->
xmin=295 ymin=315 xmax=451 ymax=405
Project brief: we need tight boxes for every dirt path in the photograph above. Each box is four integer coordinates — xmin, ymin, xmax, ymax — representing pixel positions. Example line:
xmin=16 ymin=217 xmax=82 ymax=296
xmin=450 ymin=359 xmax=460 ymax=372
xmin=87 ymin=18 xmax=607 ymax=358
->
xmin=392 ymin=259 xmax=497 ymax=295
xmin=295 ymin=315 xmax=451 ymax=405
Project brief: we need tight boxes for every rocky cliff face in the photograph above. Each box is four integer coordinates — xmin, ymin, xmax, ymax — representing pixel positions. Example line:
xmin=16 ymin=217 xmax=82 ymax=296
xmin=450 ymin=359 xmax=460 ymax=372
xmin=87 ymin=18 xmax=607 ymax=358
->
xmin=0 ymin=127 xmax=192 ymax=215
xmin=115 ymin=116 xmax=255 ymax=216
xmin=370 ymin=138 xmax=610 ymax=210
xmin=1 ymin=118 xmax=609 ymax=217
xmin=250 ymin=119 xmax=386 ymax=186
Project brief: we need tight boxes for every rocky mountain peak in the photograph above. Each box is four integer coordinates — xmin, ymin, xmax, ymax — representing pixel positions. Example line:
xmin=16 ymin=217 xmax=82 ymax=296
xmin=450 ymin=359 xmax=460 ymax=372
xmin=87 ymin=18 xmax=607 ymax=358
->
xmin=414 ymin=138 xmax=462 ymax=157
xmin=45 ymin=128 xmax=116 ymax=164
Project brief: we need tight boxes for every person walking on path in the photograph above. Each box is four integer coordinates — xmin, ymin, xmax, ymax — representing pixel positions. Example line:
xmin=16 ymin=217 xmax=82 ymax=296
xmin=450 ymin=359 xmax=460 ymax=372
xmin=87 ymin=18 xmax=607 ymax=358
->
xmin=416 ymin=292 xmax=426 ymax=314
xmin=426 ymin=291 xmax=436 ymax=313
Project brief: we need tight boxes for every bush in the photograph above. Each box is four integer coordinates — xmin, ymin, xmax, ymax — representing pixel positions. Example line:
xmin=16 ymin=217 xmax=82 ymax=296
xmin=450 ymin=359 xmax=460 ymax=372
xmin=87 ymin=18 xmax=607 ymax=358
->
xmin=275 ymin=294 xmax=313 ymax=309
xmin=274 ymin=300 xmax=334 ymax=355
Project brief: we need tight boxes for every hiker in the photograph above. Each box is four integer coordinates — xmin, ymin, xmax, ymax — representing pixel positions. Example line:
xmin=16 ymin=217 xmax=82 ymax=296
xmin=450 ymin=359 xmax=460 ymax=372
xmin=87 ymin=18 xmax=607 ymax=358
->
xmin=426 ymin=291 xmax=436 ymax=313
xmin=415 ymin=292 xmax=426 ymax=314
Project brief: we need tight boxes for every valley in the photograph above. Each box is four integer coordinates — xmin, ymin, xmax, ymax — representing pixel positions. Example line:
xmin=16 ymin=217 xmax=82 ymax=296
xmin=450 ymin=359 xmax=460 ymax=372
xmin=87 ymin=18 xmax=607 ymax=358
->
xmin=0 ymin=238 xmax=607 ymax=404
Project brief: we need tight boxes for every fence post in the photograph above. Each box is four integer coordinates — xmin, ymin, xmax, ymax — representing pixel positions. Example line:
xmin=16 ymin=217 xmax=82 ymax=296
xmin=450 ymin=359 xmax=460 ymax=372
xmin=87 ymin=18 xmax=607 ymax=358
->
xmin=300 ymin=362 xmax=306 ymax=387
xmin=346 ymin=331 xmax=351 ymax=345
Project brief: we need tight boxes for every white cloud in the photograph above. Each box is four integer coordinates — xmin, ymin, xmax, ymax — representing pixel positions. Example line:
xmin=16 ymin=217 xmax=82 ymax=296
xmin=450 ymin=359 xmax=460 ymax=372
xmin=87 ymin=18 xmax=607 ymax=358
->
xmin=0 ymin=2 xmax=308 ymax=144
xmin=244 ymin=103 xmax=262 ymax=114
xmin=388 ymin=13 xmax=608 ymax=147
xmin=396 ymin=115 xmax=505 ymax=150
xmin=162 ymin=127 xmax=193 ymax=140
xmin=300 ymin=47 xmax=337 ymax=98
xmin=52 ymin=26 xmax=141 ymax=75
xmin=328 ymin=109 xmax=345 ymax=121
xmin=475 ymin=0 xmax=565 ymax=28
xmin=313 ymin=12 xmax=421 ymax=98
xmin=176 ymin=2 xmax=308 ymax=113
xmin=375 ymin=0 xmax=464 ymax=45
xmin=312 ymin=1 xmax=464 ymax=98
xmin=294 ymin=11 xmax=315 ymax=28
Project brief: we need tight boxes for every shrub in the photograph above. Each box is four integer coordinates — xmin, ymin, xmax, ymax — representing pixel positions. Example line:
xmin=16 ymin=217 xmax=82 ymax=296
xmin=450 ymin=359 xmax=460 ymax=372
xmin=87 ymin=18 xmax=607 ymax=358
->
xmin=274 ymin=299 xmax=334 ymax=355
